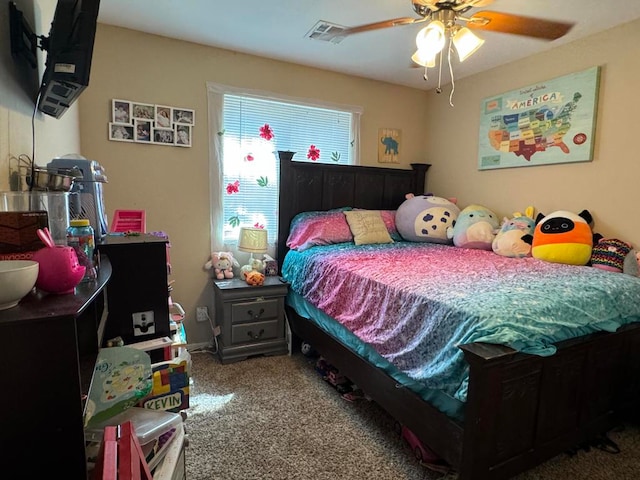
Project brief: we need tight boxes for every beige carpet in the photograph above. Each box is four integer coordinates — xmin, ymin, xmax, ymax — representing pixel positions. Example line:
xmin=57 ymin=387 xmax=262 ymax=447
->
xmin=184 ymin=351 xmax=640 ymax=480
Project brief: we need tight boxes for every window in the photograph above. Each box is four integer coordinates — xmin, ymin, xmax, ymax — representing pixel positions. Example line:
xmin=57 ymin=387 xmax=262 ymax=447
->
xmin=207 ymin=83 xmax=362 ymax=250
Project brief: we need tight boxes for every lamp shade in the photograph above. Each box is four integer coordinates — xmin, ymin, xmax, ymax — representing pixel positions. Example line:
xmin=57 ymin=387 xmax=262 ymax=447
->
xmin=415 ymin=20 xmax=446 ymax=56
xmin=237 ymin=227 xmax=268 ymax=254
xmin=452 ymin=27 xmax=484 ymax=62
xmin=411 ymin=49 xmax=437 ymax=68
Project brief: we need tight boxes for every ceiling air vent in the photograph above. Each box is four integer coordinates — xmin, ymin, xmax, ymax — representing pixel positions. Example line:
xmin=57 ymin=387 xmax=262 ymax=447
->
xmin=305 ymin=21 xmax=347 ymax=44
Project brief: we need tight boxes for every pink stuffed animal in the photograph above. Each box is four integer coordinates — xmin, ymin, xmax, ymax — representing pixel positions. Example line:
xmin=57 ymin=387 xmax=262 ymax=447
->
xmin=204 ymin=251 xmax=239 ymax=280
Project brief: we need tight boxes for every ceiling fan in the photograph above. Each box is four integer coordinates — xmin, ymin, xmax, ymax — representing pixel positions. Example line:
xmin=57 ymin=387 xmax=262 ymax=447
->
xmin=328 ymin=0 xmax=575 ymax=103
xmin=337 ymin=0 xmax=574 ymax=43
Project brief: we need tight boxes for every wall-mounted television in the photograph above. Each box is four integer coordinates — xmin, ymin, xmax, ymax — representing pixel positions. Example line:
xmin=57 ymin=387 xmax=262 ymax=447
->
xmin=9 ymin=0 xmax=101 ymax=119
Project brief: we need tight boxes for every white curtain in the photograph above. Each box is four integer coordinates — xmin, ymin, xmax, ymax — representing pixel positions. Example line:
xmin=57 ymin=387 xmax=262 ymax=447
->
xmin=206 ymin=81 xmax=363 ymax=261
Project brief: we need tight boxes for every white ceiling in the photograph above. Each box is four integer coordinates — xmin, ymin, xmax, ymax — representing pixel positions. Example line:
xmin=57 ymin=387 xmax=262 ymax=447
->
xmin=98 ymin=0 xmax=640 ymax=91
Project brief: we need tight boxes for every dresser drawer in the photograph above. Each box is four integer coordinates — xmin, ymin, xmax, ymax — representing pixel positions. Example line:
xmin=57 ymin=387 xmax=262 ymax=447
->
xmin=231 ymin=299 xmax=279 ymax=324
xmin=231 ymin=319 xmax=280 ymax=344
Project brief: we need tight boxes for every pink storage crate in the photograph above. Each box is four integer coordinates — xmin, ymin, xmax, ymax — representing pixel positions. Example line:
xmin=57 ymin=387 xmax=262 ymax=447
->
xmin=111 ymin=210 xmax=146 ymax=233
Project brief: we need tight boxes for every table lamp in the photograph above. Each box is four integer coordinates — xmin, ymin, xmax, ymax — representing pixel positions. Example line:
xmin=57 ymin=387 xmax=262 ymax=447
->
xmin=237 ymin=227 xmax=268 ymax=274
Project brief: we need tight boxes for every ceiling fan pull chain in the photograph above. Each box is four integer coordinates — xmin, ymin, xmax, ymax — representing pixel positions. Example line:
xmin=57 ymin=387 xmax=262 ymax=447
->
xmin=436 ymin=47 xmax=444 ymax=93
xmin=447 ymin=40 xmax=455 ymax=107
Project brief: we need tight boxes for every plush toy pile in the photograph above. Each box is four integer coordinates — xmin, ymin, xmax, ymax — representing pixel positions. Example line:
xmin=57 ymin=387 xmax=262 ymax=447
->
xmin=240 ymin=257 xmax=264 ymax=279
xmin=395 ymin=194 xmax=637 ymax=274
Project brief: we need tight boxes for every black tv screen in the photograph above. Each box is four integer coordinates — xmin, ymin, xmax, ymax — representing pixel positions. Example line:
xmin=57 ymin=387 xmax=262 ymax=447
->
xmin=38 ymin=0 xmax=101 ymax=118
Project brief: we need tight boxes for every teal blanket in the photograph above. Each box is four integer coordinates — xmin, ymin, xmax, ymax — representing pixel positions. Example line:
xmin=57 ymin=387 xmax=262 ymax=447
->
xmin=282 ymin=242 xmax=640 ymax=402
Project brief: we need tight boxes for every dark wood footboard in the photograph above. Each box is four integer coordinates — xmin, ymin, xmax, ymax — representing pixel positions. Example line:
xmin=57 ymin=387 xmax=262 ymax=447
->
xmin=459 ymin=323 xmax=640 ymax=479
xmin=287 ymin=306 xmax=640 ymax=479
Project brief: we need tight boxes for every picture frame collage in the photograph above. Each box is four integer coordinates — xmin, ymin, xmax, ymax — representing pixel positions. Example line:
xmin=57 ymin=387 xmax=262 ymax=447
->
xmin=109 ymin=99 xmax=195 ymax=147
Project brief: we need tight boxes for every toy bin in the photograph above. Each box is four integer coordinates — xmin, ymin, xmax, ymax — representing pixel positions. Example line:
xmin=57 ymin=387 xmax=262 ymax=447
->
xmin=139 ymin=350 xmax=191 ymax=413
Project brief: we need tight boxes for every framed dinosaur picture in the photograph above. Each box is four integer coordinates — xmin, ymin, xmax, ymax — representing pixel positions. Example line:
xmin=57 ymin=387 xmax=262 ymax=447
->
xmin=378 ymin=128 xmax=401 ymax=164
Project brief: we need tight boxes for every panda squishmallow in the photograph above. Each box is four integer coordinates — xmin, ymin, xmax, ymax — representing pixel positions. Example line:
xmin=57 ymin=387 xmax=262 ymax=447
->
xmin=395 ymin=194 xmax=460 ymax=244
xmin=531 ymin=209 xmax=594 ymax=266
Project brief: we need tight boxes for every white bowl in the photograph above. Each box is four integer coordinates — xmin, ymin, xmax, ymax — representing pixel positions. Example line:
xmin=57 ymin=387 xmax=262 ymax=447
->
xmin=0 ymin=260 xmax=39 ymax=310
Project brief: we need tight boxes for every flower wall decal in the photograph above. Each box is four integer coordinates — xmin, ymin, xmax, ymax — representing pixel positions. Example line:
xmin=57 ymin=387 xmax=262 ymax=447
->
xmin=307 ymin=145 xmax=320 ymax=161
xmin=259 ymin=124 xmax=274 ymax=141
xmin=226 ymin=180 xmax=240 ymax=194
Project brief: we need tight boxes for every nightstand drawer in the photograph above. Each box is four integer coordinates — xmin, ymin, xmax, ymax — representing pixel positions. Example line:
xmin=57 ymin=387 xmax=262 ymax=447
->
xmin=231 ymin=299 xmax=279 ymax=324
xmin=231 ymin=319 xmax=280 ymax=344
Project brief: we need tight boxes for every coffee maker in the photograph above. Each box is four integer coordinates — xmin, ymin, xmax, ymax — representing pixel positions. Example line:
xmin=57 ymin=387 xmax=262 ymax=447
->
xmin=47 ymin=155 xmax=109 ymax=239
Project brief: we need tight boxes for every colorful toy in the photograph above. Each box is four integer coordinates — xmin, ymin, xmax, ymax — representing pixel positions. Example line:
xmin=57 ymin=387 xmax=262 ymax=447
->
xmin=395 ymin=193 xmax=460 ymax=244
xmin=240 ymin=257 xmax=264 ymax=279
xmin=140 ymin=354 xmax=190 ymax=413
xmin=204 ymin=251 xmax=239 ymax=280
xmin=492 ymin=206 xmax=536 ymax=258
xmin=591 ymin=238 xmax=633 ymax=273
xmin=245 ymin=270 xmax=265 ymax=286
xmin=449 ymin=204 xmax=499 ymax=250
xmin=531 ymin=210 xmax=594 ymax=266
xmin=32 ymin=228 xmax=85 ymax=294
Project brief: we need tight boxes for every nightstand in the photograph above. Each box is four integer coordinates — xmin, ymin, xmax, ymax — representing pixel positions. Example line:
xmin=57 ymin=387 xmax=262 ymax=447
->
xmin=212 ymin=276 xmax=289 ymax=363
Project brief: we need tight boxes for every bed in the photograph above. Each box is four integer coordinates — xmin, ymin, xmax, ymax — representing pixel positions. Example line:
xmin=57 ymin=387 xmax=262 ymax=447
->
xmin=276 ymin=158 xmax=640 ymax=480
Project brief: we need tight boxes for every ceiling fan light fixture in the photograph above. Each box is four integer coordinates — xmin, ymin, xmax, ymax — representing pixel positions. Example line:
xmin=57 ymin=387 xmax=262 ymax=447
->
xmin=415 ymin=20 xmax=445 ymax=55
xmin=452 ymin=27 xmax=484 ymax=62
xmin=411 ymin=49 xmax=436 ymax=68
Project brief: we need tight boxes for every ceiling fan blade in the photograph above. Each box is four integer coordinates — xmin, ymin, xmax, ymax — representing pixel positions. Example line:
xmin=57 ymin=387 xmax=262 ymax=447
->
xmin=341 ymin=16 xmax=427 ymax=36
xmin=468 ymin=11 xmax=574 ymax=40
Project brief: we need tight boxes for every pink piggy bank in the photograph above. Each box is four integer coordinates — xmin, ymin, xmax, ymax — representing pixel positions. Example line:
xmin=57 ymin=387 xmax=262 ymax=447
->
xmin=32 ymin=245 xmax=86 ymax=294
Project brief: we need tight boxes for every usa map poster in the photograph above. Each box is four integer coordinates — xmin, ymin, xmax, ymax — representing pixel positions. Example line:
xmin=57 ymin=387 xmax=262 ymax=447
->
xmin=478 ymin=66 xmax=600 ymax=170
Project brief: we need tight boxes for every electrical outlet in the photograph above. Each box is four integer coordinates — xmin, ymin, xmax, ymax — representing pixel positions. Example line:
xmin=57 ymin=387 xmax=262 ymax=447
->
xmin=132 ymin=311 xmax=155 ymax=336
xmin=196 ymin=306 xmax=209 ymax=323
xmin=213 ymin=325 xmax=221 ymax=337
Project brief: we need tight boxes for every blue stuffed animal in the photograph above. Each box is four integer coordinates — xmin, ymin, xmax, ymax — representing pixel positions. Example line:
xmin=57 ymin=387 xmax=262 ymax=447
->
xmin=448 ymin=204 xmax=499 ymax=250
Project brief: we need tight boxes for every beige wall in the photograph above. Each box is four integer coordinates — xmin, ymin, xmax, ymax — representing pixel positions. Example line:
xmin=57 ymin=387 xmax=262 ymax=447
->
xmin=0 ymin=0 xmax=81 ymax=192
xmin=79 ymin=25 xmax=429 ymax=345
xmin=3 ymin=13 xmax=639 ymax=347
xmin=423 ymin=19 xmax=640 ymax=248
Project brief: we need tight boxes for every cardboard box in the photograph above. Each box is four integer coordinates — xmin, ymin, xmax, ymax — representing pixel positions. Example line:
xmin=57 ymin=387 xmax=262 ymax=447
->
xmin=0 ymin=211 xmax=48 ymax=254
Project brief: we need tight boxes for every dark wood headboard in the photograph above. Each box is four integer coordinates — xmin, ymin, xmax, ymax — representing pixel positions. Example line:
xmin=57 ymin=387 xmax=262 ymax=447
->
xmin=277 ymin=159 xmax=430 ymax=268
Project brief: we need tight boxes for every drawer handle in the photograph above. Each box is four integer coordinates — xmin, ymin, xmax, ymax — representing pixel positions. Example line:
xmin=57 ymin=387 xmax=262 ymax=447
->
xmin=247 ymin=308 xmax=265 ymax=320
xmin=247 ymin=329 xmax=265 ymax=340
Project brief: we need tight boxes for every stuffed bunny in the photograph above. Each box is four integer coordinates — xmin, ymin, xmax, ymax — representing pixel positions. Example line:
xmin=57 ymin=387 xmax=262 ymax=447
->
xmin=204 ymin=251 xmax=239 ymax=279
